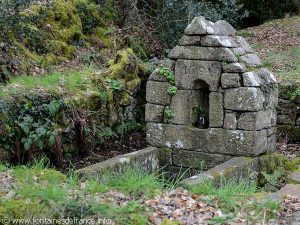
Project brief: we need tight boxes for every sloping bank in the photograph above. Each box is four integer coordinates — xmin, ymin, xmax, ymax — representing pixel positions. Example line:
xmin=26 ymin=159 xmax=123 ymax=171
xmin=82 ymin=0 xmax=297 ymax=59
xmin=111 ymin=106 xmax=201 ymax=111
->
xmin=0 ymin=48 xmax=149 ymax=166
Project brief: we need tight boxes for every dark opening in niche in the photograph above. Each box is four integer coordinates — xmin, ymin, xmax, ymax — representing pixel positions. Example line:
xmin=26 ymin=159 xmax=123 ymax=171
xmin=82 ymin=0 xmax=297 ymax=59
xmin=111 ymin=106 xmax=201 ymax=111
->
xmin=193 ymin=80 xmax=210 ymax=129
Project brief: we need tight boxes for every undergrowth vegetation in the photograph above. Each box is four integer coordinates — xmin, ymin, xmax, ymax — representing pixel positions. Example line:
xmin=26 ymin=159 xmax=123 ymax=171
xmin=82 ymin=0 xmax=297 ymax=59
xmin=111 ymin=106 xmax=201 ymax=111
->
xmin=0 ymin=158 xmax=286 ymax=224
xmin=0 ymin=0 xmax=152 ymax=81
xmin=0 ymin=48 xmax=148 ymax=166
xmin=0 ymin=159 xmax=168 ymax=224
xmin=189 ymin=178 xmax=280 ymax=223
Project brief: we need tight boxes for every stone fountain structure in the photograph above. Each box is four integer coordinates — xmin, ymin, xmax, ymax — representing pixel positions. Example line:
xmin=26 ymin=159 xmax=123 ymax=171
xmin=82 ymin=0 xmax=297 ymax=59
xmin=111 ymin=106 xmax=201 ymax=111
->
xmin=145 ymin=17 xmax=279 ymax=171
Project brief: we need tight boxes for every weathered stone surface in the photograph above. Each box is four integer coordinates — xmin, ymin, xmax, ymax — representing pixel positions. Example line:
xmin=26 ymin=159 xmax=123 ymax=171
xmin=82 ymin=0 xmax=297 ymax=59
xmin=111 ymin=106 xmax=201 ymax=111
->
xmin=267 ymin=127 xmax=277 ymax=136
xmin=232 ymin=47 xmax=246 ymax=56
xmin=77 ymin=147 xmax=159 ymax=176
xmin=269 ymin=184 xmax=300 ymax=200
xmin=237 ymin=110 xmax=276 ymax=130
xmin=206 ymin=128 xmax=268 ymax=156
xmin=173 ymin=150 xmax=233 ymax=170
xmin=179 ymin=35 xmax=201 ymax=46
xmin=168 ymin=46 xmax=237 ymax=62
xmin=146 ymin=123 xmax=208 ymax=150
xmin=214 ymin=20 xmax=236 ymax=36
xmin=150 ymin=58 xmax=175 ymax=69
xmin=267 ymin=134 xmax=277 ymax=151
xmin=221 ymin=73 xmax=240 ymax=88
xmin=148 ymin=69 xmax=167 ymax=82
xmin=224 ymin=112 xmax=237 ymax=129
xmin=175 ymin=60 xmax=222 ymax=91
xmin=257 ymin=68 xmax=277 ymax=84
xmin=179 ymin=157 xmax=258 ymax=187
xmin=201 ymin=35 xmax=237 ymax=47
xmin=170 ymin=90 xmax=200 ymax=125
xmin=271 ymin=110 xmax=277 ymax=126
xmin=145 ymin=104 xmax=165 ymax=123
xmin=265 ymin=87 xmax=279 ymax=109
xmin=184 ymin=17 xmax=236 ymax=36
xmin=243 ymin=72 xmax=262 ymax=87
xmin=241 ymin=53 xmax=263 ymax=67
xmin=224 ymin=87 xmax=265 ymax=111
xmin=235 ymin=36 xmax=254 ymax=53
xmin=146 ymin=81 xmax=171 ymax=105
xmin=146 ymin=123 xmax=268 ymax=156
xmin=184 ymin=17 xmax=215 ymax=35
xmin=209 ymin=92 xmax=224 ymax=127
xmin=223 ymin=63 xmax=245 ymax=73
xmin=288 ymin=172 xmax=300 ymax=184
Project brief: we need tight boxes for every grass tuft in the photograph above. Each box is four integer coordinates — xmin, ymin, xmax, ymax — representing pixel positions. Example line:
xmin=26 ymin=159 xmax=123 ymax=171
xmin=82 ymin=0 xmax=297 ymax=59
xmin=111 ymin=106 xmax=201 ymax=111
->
xmin=0 ymin=70 xmax=84 ymax=96
xmin=190 ymin=178 xmax=257 ymax=212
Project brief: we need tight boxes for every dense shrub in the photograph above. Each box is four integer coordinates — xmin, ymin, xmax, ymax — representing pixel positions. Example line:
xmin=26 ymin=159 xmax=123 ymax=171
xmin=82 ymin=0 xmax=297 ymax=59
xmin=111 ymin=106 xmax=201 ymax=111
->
xmin=137 ymin=0 xmax=248 ymax=48
xmin=0 ymin=92 xmax=68 ymax=165
xmin=241 ymin=0 xmax=300 ymax=26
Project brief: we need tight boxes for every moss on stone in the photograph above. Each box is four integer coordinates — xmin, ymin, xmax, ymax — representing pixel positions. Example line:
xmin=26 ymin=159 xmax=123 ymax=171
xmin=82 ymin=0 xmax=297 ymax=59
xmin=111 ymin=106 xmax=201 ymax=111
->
xmin=107 ymin=48 xmax=146 ymax=82
xmin=5 ymin=0 xmax=124 ymax=70
xmin=125 ymin=78 xmax=141 ymax=93
xmin=258 ymin=153 xmax=289 ymax=174
xmin=120 ymin=92 xmax=132 ymax=106
xmin=286 ymin=157 xmax=300 ymax=172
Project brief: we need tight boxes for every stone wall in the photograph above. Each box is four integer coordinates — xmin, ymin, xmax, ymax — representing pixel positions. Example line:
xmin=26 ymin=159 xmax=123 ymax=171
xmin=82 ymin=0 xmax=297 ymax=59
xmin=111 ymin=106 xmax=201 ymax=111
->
xmin=277 ymin=82 xmax=300 ymax=143
xmin=145 ymin=17 xmax=279 ymax=171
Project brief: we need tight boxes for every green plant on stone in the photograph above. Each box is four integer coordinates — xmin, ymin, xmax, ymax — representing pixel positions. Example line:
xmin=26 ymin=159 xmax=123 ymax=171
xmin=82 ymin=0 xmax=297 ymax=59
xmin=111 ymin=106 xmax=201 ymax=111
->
xmin=107 ymin=79 xmax=122 ymax=92
xmin=164 ymin=109 xmax=174 ymax=123
xmin=291 ymin=88 xmax=300 ymax=100
xmin=159 ymin=67 xmax=175 ymax=84
xmin=167 ymin=86 xmax=177 ymax=96
xmin=193 ymin=106 xmax=208 ymax=116
xmin=259 ymin=167 xmax=286 ymax=192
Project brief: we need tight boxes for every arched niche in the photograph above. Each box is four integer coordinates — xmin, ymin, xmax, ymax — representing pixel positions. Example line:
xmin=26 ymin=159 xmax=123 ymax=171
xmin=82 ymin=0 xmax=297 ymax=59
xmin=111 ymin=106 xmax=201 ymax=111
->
xmin=193 ymin=79 xmax=210 ymax=129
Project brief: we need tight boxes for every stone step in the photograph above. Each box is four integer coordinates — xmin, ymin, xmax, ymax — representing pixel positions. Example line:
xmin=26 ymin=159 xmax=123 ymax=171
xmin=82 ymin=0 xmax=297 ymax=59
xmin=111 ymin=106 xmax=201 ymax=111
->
xmin=288 ymin=171 xmax=300 ymax=184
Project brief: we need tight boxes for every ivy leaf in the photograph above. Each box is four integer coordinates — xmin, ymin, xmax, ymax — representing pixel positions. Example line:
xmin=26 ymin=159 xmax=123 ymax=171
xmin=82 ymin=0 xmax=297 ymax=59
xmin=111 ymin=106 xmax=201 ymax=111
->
xmin=24 ymin=141 xmax=31 ymax=151
xmin=37 ymin=140 xmax=44 ymax=150
xmin=19 ymin=123 xmax=30 ymax=134
xmin=49 ymin=135 xmax=56 ymax=146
